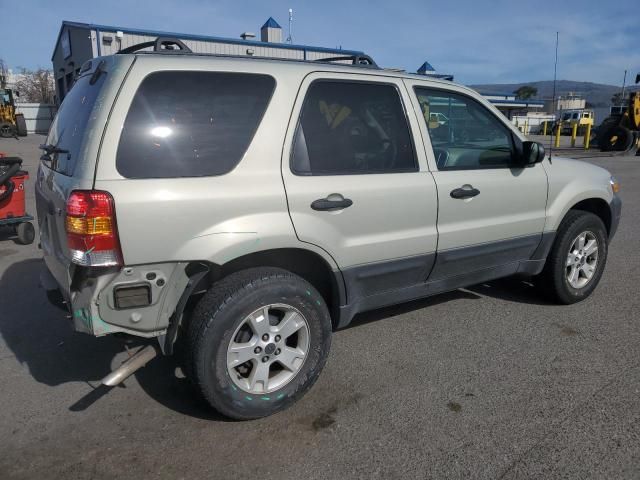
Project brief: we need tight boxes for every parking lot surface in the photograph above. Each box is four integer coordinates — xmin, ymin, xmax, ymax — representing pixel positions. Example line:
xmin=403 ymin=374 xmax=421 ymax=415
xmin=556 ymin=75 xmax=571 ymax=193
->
xmin=1 ymin=135 xmax=639 ymax=479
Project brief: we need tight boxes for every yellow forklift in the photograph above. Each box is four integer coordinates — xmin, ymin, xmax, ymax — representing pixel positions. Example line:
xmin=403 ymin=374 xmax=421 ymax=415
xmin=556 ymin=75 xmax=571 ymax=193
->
xmin=598 ymin=73 xmax=640 ymax=155
xmin=0 ymin=88 xmax=27 ymax=138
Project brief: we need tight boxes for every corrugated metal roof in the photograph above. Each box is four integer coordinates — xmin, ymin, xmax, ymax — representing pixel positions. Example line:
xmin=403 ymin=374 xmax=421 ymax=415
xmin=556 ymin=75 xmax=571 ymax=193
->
xmin=53 ymin=20 xmax=362 ymax=60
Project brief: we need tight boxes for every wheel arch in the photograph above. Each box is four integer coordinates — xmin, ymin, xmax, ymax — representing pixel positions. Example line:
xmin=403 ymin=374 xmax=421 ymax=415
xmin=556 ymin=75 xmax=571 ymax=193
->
xmin=190 ymin=248 xmax=345 ymax=328
xmin=568 ymin=197 xmax=612 ymax=236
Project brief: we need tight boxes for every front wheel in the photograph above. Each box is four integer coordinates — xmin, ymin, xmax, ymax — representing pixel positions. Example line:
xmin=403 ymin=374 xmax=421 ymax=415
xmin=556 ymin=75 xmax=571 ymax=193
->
xmin=537 ymin=210 xmax=608 ymax=304
xmin=185 ymin=267 xmax=332 ymax=420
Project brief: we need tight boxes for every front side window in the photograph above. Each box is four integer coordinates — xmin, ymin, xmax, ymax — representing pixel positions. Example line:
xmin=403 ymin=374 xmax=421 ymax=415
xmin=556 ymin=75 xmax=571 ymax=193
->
xmin=415 ymin=88 xmax=515 ymax=170
xmin=117 ymin=72 xmax=275 ymax=178
xmin=292 ymin=80 xmax=417 ymax=175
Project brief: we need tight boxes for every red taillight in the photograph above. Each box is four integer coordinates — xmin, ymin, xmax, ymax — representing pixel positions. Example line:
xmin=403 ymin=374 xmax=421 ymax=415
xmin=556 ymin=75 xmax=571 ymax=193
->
xmin=65 ymin=190 xmax=122 ymax=267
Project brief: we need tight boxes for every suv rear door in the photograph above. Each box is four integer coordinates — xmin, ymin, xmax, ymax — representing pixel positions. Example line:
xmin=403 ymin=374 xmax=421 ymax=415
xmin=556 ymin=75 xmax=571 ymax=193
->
xmin=35 ymin=56 xmax=133 ymax=298
xmin=405 ymin=80 xmax=548 ymax=281
xmin=282 ymin=72 xmax=438 ymax=302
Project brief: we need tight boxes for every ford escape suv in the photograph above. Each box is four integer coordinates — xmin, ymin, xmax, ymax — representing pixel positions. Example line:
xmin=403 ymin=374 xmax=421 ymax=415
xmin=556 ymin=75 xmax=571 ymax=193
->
xmin=36 ymin=40 xmax=621 ymax=420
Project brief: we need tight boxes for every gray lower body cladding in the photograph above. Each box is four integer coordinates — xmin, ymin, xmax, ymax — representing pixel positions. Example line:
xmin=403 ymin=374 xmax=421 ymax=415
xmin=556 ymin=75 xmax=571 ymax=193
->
xmin=334 ymin=232 xmax=556 ymax=329
xmin=609 ymin=194 xmax=622 ymax=239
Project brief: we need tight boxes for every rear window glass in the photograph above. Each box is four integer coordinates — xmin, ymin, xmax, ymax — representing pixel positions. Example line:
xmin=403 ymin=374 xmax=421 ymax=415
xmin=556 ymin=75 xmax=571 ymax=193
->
xmin=46 ymin=72 xmax=107 ymax=176
xmin=116 ymin=71 xmax=275 ymax=178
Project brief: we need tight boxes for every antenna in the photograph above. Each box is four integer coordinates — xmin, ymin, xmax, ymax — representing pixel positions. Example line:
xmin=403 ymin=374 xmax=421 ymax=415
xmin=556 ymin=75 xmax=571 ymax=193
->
xmin=550 ymin=31 xmax=559 ymax=160
xmin=286 ymin=8 xmax=293 ymax=44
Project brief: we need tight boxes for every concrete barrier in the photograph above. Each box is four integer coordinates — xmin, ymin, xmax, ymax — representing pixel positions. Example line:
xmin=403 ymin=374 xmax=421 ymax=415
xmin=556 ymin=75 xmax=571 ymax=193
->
xmin=15 ymin=103 xmax=57 ymax=134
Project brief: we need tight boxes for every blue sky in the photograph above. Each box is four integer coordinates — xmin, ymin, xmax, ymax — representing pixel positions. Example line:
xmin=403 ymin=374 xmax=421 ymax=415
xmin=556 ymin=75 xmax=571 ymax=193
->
xmin=1 ymin=0 xmax=638 ymax=85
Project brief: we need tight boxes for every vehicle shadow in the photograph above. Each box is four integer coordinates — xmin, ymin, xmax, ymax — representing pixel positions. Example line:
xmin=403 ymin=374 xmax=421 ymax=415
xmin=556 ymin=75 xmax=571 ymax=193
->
xmin=466 ymin=276 xmax=552 ymax=306
xmin=0 ymin=258 xmax=227 ymax=421
xmin=346 ymin=289 xmax=482 ymax=330
xmin=0 ymin=226 xmax=20 ymax=245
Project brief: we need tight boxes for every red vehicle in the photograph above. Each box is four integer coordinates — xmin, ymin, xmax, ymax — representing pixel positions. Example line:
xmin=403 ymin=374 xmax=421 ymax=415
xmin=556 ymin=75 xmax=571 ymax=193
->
xmin=0 ymin=155 xmax=35 ymax=244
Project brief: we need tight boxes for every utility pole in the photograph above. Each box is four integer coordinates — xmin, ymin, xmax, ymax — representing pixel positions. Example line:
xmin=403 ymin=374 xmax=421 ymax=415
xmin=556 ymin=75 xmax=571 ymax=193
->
xmin=621 ymin=69 xmax=627 ymax=105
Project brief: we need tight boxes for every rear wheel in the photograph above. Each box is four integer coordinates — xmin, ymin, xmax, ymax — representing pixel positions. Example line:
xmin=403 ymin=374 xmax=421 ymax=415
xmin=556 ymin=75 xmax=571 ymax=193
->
xmin=185 ymin=267 xmax=332 ymax=420
xmin=0 ymin=122 xmax=15 ymax=138
xmin=16 ymin=222 xmax=35 ymax=245
xmin=537 ymin=210 xmax=608 ymax=304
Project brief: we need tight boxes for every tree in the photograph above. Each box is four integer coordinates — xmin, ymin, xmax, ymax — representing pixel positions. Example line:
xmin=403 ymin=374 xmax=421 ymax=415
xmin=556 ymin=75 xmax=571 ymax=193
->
xmin=15 ymin=68 xmax=55 ymax=104
xmin=513 ymin=86 xmax=538 ymax=100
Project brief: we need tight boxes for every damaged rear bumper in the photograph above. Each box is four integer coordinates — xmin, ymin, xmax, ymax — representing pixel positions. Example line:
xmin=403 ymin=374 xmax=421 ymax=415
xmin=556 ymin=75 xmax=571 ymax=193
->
xmin=40 ymin=261 xmax=190 ymax=338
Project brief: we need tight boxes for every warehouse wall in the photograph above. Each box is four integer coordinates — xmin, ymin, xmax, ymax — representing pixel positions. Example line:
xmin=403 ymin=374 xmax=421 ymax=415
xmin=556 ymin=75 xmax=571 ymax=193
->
xmin=94 ymin=30 xmax=352 ymax=62
xmin=51 ymin=22 xmax=360 ymax=105
xmin=16 ymin=103 xmax=57 ymax=134
xmin=52 ymin=25 xmax=94 ymax=102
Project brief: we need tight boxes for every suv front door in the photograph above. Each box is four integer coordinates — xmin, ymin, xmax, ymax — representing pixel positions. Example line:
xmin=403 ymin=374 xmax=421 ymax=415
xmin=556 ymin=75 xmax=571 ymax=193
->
xmin=282 ymin=73 xmax=438 ymax=306
xmin=406 ymin=82 xmax=548 ymax=282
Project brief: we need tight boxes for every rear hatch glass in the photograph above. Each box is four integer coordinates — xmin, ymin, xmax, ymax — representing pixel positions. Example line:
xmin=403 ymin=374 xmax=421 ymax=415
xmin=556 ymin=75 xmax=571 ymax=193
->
xmin=45 ymin=69 xmax=107 ymax=176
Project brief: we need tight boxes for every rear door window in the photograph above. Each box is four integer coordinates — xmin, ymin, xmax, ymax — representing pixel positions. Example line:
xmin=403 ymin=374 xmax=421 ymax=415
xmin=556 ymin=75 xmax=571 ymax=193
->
xmin=291 ymin=80 xmax=417 ymax=175
xmin=116 ymin=72 xmax=275 ymax=178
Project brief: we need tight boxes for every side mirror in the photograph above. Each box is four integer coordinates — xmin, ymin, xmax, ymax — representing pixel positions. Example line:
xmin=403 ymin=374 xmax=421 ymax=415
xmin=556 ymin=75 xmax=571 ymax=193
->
xmin=14 ymin=91 xmax=19 ymax=97
xmin=521 ymin=141 xmax=545 ymax=165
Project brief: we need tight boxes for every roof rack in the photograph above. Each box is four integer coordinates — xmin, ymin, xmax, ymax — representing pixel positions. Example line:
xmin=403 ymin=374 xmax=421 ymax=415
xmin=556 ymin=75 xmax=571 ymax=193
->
xmin=115 ymin=36 xmax=380 ymax=70
xmin=313 ymin=55 xmax=378 ymax=68
xmin=118 ymin=37 xmax=192 ymax=54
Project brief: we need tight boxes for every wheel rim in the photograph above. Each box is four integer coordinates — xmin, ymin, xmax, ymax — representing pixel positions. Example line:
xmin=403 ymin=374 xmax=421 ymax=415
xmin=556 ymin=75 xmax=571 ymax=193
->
xmin=0 ymin=125 xmax=11 ymax=137
xmin=566 ymin=231 xmax=599 ymax=289
xmin=226 ymin=303 xmax=310 ymax=395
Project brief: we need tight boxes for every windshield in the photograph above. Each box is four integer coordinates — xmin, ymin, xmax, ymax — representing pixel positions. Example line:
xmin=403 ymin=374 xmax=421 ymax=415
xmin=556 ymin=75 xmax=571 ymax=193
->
xmin=46 ymin=72 xmax=107 ymax=176
xmin=0 ymin=90 xmax=11 ymax=106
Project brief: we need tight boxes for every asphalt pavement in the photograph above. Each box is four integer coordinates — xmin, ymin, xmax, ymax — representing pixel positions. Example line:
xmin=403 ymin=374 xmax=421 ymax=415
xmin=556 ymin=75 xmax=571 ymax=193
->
xmin=1 ymin=135 xmax=639 ymax=479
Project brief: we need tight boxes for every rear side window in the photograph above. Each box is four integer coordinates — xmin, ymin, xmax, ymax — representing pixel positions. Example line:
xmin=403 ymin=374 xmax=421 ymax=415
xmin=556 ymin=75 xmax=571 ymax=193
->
xmin=292 ymin=80 xmax=417 ymax=175
xmin=116 ymin=72 xmax=275 ymax=178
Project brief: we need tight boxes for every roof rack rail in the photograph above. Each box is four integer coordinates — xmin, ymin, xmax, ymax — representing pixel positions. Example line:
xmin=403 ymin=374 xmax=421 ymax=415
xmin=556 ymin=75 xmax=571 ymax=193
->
xmin=313 ymin=54 xmax=379 ymax=68
xmin=118 ymin=37 xmax=192 ymax=54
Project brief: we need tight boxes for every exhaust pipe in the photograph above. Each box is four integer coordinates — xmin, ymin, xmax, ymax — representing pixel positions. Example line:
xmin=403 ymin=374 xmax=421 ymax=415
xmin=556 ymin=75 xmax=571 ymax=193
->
xmin=101 ymin=345 xmax=158 ymax=387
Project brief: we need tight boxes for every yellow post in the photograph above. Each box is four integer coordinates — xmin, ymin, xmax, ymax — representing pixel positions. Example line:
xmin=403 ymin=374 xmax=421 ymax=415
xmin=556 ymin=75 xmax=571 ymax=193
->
xmin=571 ymin=123 xmax=578 ymax=147
xmin=555 ymin=122 xmax=562 ymax=148
xmin=524 ymin=120 xmax=529 ymax=135
xmin=542 ymin=121 xmax=548 ymax=136
xmin=584 ymin=124 xmax=592 ymax=150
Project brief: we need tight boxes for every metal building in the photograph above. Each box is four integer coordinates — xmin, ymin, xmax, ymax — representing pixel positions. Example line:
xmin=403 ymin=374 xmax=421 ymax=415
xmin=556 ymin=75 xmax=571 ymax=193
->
xmin=51 ymin=18 xmax=366 ymax=103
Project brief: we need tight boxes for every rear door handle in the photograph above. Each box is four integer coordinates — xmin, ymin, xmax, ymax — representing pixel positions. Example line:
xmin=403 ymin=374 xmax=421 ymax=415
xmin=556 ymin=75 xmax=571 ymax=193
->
xmin=450 ymin=186 xmax=480 ymax=199
xmin=311 ymin=196 xmax=353 ymax=211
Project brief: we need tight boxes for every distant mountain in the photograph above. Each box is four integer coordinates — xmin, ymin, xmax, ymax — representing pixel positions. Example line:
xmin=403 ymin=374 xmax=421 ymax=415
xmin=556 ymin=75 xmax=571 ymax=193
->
xmin=468 ymin=80 xmax=639 ymax=107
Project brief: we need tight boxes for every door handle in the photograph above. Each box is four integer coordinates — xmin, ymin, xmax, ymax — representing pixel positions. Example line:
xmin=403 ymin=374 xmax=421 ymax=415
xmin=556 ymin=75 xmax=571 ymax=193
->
xmin=450 ymin=186 xmax=480 ymax=199
xmin=311 ymin=196 xmax=353 ymax=211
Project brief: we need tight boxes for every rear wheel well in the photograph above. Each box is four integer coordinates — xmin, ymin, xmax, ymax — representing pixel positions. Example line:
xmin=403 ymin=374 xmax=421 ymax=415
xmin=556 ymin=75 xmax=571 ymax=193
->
xmin=569 ymin=198 xmax=612 ymax=235
xmin=188 ymin=249 xmax=343 ymax=329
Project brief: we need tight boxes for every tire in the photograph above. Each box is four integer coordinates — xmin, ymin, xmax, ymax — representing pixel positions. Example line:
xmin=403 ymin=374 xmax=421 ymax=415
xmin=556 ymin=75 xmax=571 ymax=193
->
xmin=537 ymin=210 xmax=608 ymax=304
xmin=16 ymin=222 xmax=35 ymax=245
xmin=600 ymin=126 xmax=633 ymax=152
xmin=15 ymin=114 xmax=27 ymax=137
xmin=0 ymin=122 xmax=15 ymax=138
xmin=185 ymin=267 xmax=332 ymax=420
